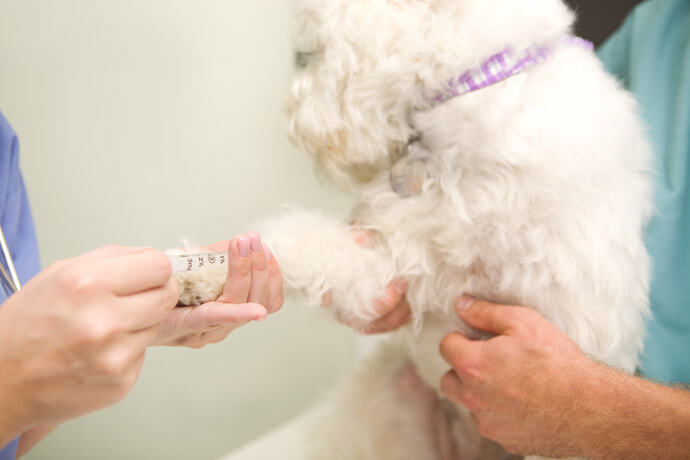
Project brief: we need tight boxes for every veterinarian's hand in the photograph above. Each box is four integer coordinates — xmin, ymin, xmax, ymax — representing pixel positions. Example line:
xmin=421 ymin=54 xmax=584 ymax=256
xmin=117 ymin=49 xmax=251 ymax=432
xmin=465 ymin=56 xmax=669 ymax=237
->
xmin=0 ymin=246 xmax=176 ymax=447
xmin=152 ymin=232 xmax=283 ymax=348
xmin=439 ymin=296 xmax=593 ymax=457
xmin=322 ymin=226 xmax=411 ymax=334
xmin=323 ymin=279 xmax=410 ymax=334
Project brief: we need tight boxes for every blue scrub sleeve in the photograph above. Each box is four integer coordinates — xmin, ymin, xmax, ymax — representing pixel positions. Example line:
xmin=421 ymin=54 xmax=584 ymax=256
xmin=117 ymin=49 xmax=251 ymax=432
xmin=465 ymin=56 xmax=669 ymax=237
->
xmin=0 ymin=112 xmax=42 ymax=458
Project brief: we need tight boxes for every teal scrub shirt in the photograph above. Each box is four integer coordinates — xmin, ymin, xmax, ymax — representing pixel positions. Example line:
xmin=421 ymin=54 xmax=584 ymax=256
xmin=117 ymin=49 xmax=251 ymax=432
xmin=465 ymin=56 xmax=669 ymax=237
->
xmin=598 ymin=0 xmax=690 ymax=384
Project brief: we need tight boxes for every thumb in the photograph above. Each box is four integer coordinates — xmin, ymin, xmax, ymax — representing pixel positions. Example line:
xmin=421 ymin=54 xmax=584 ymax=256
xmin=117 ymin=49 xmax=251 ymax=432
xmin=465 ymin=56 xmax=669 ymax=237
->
xmin=455 ymin=295 xmax=514 ymax=334
xmin=182 ymin=302 xmax=267 ymax=332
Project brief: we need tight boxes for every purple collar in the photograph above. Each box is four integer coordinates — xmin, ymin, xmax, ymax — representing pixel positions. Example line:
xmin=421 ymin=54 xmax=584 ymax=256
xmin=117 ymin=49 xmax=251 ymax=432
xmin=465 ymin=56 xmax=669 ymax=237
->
xmin=430 ymin=36 xmax=594 ymax=106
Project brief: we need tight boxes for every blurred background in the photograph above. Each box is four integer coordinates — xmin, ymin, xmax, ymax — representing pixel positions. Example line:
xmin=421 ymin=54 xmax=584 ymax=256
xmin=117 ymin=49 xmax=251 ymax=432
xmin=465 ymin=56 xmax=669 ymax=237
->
xmin=0 ymin=0 xmax=642 ymax=459
xmin=565 ymin=0 xmax=641 ymax=45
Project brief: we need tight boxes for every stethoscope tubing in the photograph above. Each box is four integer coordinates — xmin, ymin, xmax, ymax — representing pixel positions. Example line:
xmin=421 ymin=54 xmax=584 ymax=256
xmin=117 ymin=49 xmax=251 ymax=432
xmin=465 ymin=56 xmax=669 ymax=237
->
xmin=0 ymin=224 xmax=21 ymax=292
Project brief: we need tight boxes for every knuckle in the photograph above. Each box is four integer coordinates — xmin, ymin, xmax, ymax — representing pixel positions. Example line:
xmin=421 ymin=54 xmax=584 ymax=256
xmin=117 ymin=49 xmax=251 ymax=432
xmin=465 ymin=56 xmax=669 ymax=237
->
xmin=507 ymin=307 xmax=538 ymax=333
xmin=150 ymin=251 xmax=173 ymax=278
xmin=74 ymin=314 xmax=118 ymax=345
xmin=439 ymin=333 xmax=458 ymax=358
xmin=440 ymin=370 xmax=457 ymax=396
xmin=272 ymin=296 xmax=284 ymax=312
xmin=57 ymin=267 xmax=98 ymax=294
xmin=73 ymin=324 xmax=106 ymax=346
xmin=252 ymin=255 xmax=268 ymax=271
xmin=459 ymin=391 xmax=482 ymax=412
xmin=232 ymin=259 xmax=252 ymax=278
xmin=267 ymin=262 xmax=282 ymax=279
xmin=117 ymin=368 xmax=140 ymax=398
xmin=161 ymin=281 xmax=179 ymax=307
xmin=99 ymin=350 xmax=130 ymax=379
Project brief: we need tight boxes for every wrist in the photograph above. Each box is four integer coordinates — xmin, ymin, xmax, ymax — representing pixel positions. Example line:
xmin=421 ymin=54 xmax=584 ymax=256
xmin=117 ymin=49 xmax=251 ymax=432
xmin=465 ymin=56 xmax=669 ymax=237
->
xmin=0 ymin=372 xmax=35 ymax=448
xmin=569 ymin=362 xmax=624 ymax=459
xmin=547 ymin=355 xmax=610 ymax=458
xmin=0 ymin=389 xmax=24 ymax=450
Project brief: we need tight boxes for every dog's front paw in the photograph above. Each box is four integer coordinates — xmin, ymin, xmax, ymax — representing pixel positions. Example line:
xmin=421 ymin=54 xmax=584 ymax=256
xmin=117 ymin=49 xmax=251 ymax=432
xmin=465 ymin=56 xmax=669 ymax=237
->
xmin=166 ymin=248 xmax=227 ymax=306
xmin=174 ymin=268 xmax=227 ymax=306
xmin=258 ymin=208 xmax=396 ymax=324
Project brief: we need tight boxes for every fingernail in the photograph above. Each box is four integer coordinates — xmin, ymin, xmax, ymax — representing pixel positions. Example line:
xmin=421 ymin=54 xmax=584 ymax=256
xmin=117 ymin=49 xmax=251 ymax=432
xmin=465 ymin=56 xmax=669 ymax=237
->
xmin=263 ymin=243 xmax=272 ymax=261
xmin=251 ymin=305 xmax=267 ymax=321
xmin=456 ymin=295 xmax=476 ymax=311
xmin=238 ymin=237 xmax=250 ymax=257
xmin=249 ymin=233 xmax=263 ymax=253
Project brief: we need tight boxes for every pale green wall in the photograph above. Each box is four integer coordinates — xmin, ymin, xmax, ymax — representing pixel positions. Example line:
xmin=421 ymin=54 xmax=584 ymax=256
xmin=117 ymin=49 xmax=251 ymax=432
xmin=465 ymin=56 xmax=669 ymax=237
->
xmin=0 ymin=1 xmax=357 ymax=458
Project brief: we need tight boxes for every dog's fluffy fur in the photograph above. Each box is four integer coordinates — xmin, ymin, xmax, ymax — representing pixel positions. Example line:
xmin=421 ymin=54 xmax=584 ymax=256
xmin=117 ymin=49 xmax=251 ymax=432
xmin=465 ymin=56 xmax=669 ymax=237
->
xmin=181 ymin=0 xmax=654 ymax=458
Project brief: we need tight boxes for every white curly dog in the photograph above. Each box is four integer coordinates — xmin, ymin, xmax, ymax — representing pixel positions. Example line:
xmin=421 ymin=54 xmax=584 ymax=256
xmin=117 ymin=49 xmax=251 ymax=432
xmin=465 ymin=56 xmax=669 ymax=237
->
xmin=179 ymin=0 xmax=653 ymax=458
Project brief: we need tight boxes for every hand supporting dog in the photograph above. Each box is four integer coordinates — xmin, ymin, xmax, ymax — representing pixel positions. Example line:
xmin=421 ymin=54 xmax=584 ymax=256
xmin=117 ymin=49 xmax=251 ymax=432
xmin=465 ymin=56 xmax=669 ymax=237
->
xmin=439 ymin=297 xmax=690 ymax=459
xmin=322 ymin=226 xmax=411 ymax=334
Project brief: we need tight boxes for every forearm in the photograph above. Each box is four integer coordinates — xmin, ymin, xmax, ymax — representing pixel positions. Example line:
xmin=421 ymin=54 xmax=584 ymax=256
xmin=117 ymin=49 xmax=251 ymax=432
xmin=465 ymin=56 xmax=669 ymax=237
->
xmin=17 ymin=424 xmax=58 ymax=457
xmin=577 ymin=364 xmax=690 ymax=459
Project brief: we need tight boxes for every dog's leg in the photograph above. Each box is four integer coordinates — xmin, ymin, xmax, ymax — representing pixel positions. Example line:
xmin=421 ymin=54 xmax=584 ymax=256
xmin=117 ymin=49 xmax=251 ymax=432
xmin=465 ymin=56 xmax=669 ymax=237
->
xmin=304 ymin=343 xmax=441 ymax=460
xmin=169 ymin=208 xmax=396 ymax=315
xmin=259 ymin=208 xmax=397 ymax=325
xmin=305 ymin=342 xmax=517 ymax=460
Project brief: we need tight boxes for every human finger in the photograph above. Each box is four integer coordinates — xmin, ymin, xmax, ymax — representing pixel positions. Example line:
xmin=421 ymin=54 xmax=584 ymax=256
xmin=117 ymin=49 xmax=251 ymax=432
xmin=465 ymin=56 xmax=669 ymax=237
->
xmin=246 ymin=232 xmax=269 ymax=305
xmin=365 ymin=297 xmax=412 ymax=334
xmin=350 ymin=226 xmax=375 ymax=248
xmin=439 ymin=331 xmax=478 ymax=371
xmin=455 ymin=295 xmax=518 ymax=335
xmin=117 ymin=278 xmax=179 ymax=330
xmin=440 ymin=369 xmax=464 ymax=401
xmin=90 ymin=249 xmax=172 ymax=295
xmin=265 ymin=247 xmax=284 ymax=313
xmin=217 ymin=236 xmax=251 ymax=304
xmin=77 ymin=245 xmax=154 ymax=262
xmin=440 ymin=370 xmax=482 ymax=415
xmin=178 ymin=302 xmax=267 ymax=331
xmin=372 ymin=279 xmax=408 ymax=317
